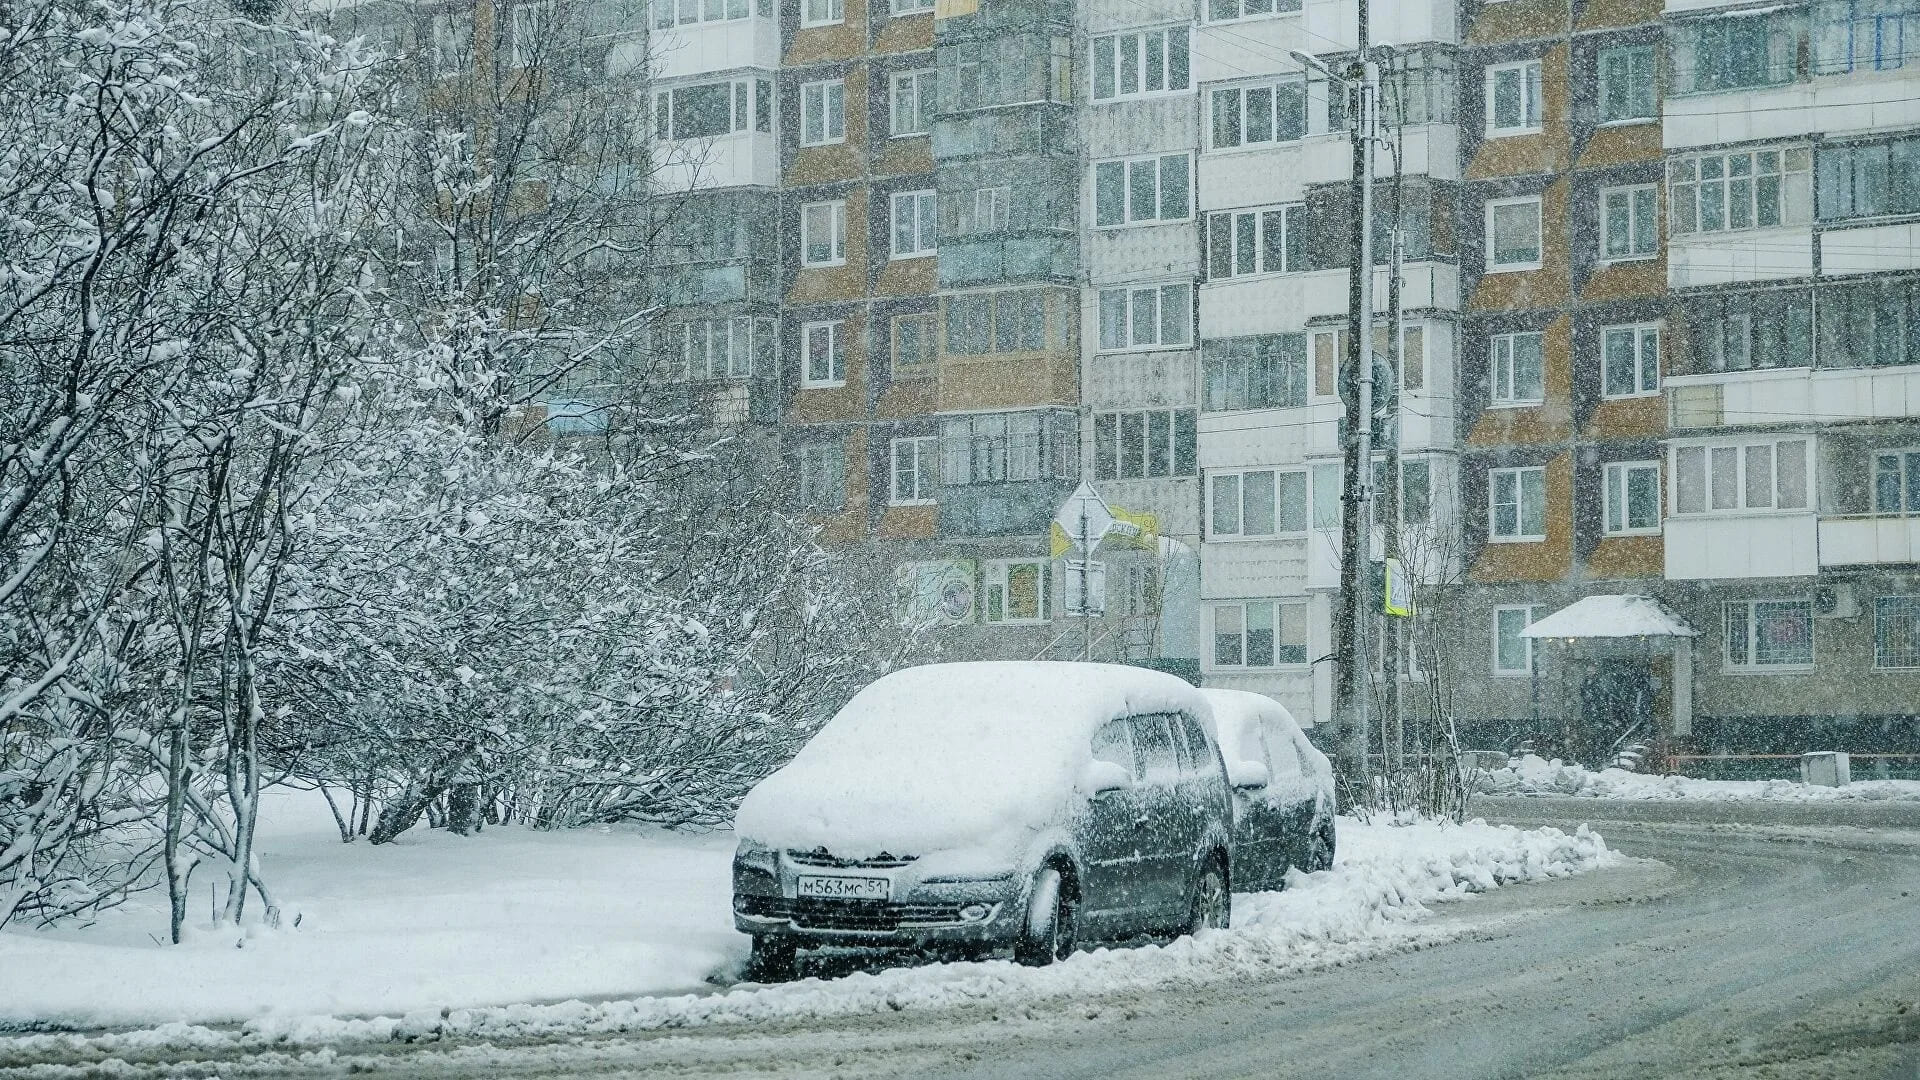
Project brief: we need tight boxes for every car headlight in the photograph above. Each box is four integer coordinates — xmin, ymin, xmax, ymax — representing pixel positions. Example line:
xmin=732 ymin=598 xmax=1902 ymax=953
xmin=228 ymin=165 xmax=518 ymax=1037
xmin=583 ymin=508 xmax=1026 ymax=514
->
xmin=734 ymin=841 xmax=779 ymax=874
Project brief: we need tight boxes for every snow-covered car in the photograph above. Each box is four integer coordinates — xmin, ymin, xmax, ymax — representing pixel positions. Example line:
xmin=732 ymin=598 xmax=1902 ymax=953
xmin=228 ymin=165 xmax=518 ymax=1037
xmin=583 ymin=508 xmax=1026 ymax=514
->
xmin=1198 ymin=688 xmax=1337 ymax=891
xmin=731 ymin=661 xmax=1235 ymax=979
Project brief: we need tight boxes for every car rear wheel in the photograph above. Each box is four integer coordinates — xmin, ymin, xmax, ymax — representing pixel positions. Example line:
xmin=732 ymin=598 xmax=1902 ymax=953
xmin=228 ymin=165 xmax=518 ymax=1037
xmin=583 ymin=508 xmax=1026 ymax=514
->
xmin=1015 ymin=866 xmax=1075 ymax=966
xmin=1307 ymin=813 xmax=1337 ymax=872
xmin=1187 ymin=858 xmax=1230 ymax=936
xmin=746 ymin=935 xmax=796 ymax=982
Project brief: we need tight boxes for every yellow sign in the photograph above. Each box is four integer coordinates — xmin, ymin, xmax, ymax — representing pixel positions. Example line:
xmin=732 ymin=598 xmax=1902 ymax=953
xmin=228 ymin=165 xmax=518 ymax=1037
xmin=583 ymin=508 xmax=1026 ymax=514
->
xmin=1384 ymin=557 xmax=1415 ymax=618
xmin=1051 ymin=504 xmax=1159 ymax=558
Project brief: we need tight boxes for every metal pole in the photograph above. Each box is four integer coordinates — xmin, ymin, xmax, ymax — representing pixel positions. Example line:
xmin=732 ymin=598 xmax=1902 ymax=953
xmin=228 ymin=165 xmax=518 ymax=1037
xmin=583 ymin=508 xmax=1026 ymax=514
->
xmin=1382 ymin=131 xmax=1405 ymax=774
xmin=1081 ymin=506 xmax=1092 ymax=661
xmin=1335 ymin=0 xmax=1378 ymax=786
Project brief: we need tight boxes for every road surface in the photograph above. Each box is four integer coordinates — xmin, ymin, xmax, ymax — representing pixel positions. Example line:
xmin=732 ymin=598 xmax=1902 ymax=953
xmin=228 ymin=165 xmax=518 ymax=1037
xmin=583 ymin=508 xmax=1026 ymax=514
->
xmin=14 ymin=818 xmax=1920 ymax=1079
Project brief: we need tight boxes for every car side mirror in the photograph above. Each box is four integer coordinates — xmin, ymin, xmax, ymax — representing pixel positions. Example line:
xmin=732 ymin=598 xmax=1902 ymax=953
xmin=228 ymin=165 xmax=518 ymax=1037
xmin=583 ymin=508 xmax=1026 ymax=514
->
xmin=1227 ymin=761 xmax=1271 ymax=791
xmin=1081 ymin=760 xmax=1132 ymax=798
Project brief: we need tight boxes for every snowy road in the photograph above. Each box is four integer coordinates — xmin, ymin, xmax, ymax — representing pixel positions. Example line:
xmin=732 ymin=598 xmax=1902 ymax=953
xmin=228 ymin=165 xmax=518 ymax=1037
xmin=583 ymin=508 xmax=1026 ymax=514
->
xmin=17 ymin=821 xmax=1920 ymax=1079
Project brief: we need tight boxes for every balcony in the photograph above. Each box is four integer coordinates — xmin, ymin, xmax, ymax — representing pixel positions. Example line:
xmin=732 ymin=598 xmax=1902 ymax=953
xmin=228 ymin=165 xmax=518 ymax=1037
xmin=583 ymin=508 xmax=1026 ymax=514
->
xmin=653 ymin=132 xmax=778 ymax=192
xmin=1665 ymin=513 xmax=1819 ymax=580
xmin=1667 ymin=364 xmax=1920 ymax=430
xmin=648 ymin=17 xmax=779 ymax=81
xmin=937 ymin=479 xmax=1074 ymax=538
xmin=1819 ymin=515 xmax=1920 ymax=568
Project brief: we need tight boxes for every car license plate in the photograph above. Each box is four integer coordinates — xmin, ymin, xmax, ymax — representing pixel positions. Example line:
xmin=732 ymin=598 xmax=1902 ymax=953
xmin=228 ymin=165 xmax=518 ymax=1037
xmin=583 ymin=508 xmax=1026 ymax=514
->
xmin=796 ymin=875 xmax=889 ymax=901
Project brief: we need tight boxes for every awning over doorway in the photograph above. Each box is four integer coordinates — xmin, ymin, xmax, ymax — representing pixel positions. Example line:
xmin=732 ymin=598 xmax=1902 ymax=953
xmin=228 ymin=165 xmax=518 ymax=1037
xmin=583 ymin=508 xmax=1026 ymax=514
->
xmin=1521 ymin=594 xmax=1698 ymax=640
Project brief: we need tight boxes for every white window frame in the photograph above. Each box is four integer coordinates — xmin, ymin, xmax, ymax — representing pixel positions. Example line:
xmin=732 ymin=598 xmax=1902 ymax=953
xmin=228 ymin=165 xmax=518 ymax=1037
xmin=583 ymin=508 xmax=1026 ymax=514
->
xmin=1490 ymin=331 xmax=1545 ymax=406
xmin=1492 ymin=605 xmax=1544 ymax=676
xmin=1486 ymin=196 xmax=1543 ymax=272
xmin=1485 ymin=60 xmax=1543 ymax=136
xmin=1670 ymin=438 xmax=1812 ymax=516
xmin=796 ymin=441 xmax=846 ymax=511
xmin=801 ymin=0 xmax=843 ymax=27
xmin=1206 ymin=467 xmax=1308 ymax=540
xmin=1205 ymin=203 xmax=1304 ymax=279
xmin=1092 ymin=152 xmax=1192 ymax=228
xmin=1724 ymin=599 xmax=1815 ymax=672
xmin=890 ymin=435 xmax=937 ymax=505
xmin=1874 ymin=595 xmax=1920 ymax=670
xmin=1090 ymin=26 xmax=1191 ymax=102
xmin=799 ymin=79 xmax=845 ymax=146
xmin=799 ymin=200 xmax=846 ymax=268
xmin=1668 ymin=147 xmax=1812 ymax=236
xmin=801 ymin=320 xmax=844 ymax=387
xmin=890 ymin=0 xmax=933 ymax=13
xmin=509 ymin=0 xmax=554 ymax=67
xmin=955 ymin=185 xmax=1010 ymax=235
xmin=1096 ymin=282 xmax=1192 ymax=352
xmin=982 ymin=558 xmax=1051 ymax=625
xmin=1601 ymin=324 xmax=1661 ymax=399
xmin=1206 ymin=77 xmax=1309 ymax=151
xmin=1604 ymin=460 xmax=1662 ymax=536
xmin=1873 ymin=448 xmax=1920 ymax=515
xmin=889 ymin=68 xmax=935 ymax=137
xmin=892 ymin=311 xmax=936 ymax=374
xmin=1599 ymin=184 xmax=1658 ymax=262
xmin=1488 ymin=465 xmax=1547 ymax=542
xmin=653 ymin=79 xmax=762 ymax=141
xmin=890 ymin=189 xmax=937 ymax=259
xmin=1204 ymin=0 xmax=1283 ymax=24
xmin=1208 ymin=600 xmax=1309 ymax=669
xmin=1597 ymin=43 xmax=1656 ymax=125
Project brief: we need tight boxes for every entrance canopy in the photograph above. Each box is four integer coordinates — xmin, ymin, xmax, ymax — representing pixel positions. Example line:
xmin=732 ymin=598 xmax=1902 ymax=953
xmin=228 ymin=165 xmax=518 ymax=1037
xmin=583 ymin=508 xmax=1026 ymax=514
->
xmin=1522 ymin=594 xmax=1697 ymax=640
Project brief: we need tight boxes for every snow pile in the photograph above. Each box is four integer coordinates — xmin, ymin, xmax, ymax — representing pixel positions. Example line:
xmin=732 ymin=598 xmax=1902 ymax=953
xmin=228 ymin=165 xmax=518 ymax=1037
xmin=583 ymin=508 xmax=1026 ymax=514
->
xmin=736 ymin=661 xmax=1209 ymax=861
xmin=0 ymin=817 xmax=1616 ymax=1060
xmin=1478 ymin=754 xmax=1920 ymax=802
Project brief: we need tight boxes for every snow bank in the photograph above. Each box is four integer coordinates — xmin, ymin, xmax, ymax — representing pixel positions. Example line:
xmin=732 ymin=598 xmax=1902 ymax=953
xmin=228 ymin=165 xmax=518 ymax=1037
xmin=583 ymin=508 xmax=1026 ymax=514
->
xmin=735 ymin=661 xmax=1209 ymax=860
xmin=0 ymin=816 xmax=1617 ymax=1061
xmin=1479 ymin=754 xmax=1920 ymax=802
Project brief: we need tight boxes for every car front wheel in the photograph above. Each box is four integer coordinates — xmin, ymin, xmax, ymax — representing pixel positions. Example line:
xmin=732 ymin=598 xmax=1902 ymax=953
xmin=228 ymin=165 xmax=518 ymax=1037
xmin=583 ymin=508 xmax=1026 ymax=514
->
xmin=746 ymin=935 xmax=796 ymax=982
xmin=1187 ymin=858 xmax=1230 ymax=936
xmin=1307 ymin=813 xmax=1337 ymax=872
xmin=1015 ymin=866 xmax=1075 ymax=966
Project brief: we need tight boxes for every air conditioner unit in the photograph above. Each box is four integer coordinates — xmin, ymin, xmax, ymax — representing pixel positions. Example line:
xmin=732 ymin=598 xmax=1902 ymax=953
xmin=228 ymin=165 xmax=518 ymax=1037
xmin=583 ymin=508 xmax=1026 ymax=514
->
xmin=1814 ymin=583 xmax=1858 ymax=619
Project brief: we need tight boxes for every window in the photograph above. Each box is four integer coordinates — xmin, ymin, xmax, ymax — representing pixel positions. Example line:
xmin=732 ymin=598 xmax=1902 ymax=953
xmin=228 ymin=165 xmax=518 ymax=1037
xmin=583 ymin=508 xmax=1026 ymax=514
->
xmin=1486 ymin=197 xmax=1543 ymax=270
xmin=892 ymin=312 xmax=935 ymax=375
xmin=1673 ymin=10 xmax=1799 ymax=94
xmin=1873 ymin=449 xmax=1920 ymax=513
xmin=802 ymin=0 xmax=841 ymax=26
xmin=1311 ymin=462 xmax=1340 ymax=529
xmin=1817 ymin=135 xmax=1920 ymax=221
xmin=429 ymin=15 xmax=473 ymax=76
xmin=801 ymin=321 xmax=843 ymax=386
xmin=1875 ymin=596 xmax=1920 ymax=668
xmin=663 ymin=317 xmax=772 ymax=380
xmin=1725 ymin=599 xmax=1814 ymax=669
xmin=1091 ymin=719 xmax=1131 ymax=770
xmin=1600 ymin=185 xmax=1658 ymax=261
xmin=1208 ymin=468 xmax=1308 ymax=538
xmin=1817 ymin=280 xmax=1920 ymax=368
xmin=654 ymin=80 xmax=762 ymax=140
xmin=890 ymin=69 xmax=936 ymax=136
xmin=1686 ymin=289 xmax=1813 ymax=372
xmin=1493 ymin=605 xmax=1543 ymax=676
xmin=1094 ymin=409 xmax=1197 ymax=480
xmin=1205 ymin=0 xmax=1295 ymax=23
xmin=799 ymin=80 xmax=845 ymax=145
xmin=1369 ymin=457 xmax=1434 ymax=526
xmin=651 ymin=0 xmax=752 ymax=27
xmin=1206 ymin=204 xmax=1304 ymax=279
xmin=890 ymin=436 xmax=937 ymax=504
xmin=1091 ymin=27 xmax=1190 ymax=101
xmin=1211 ymin=601 xmax=1308 ymax=668
xmin=891 ymin=0 xmax=933 ymax=10
xmin=1672 ymin=439 xmax=1810 ymax=514
xmin=1602 ymin=324 xmax=1660 ymax=398
xmin=1604 ymin=461 xmax=1662 ymax=535
xmin=983 ymin=559 xmax=1050 ymax=624
xmin=939 ymin=411 xmax=1077 ymax=485
xmin=1490 ymin=332 xmax=1545 ymax=405
xmin=1486 ymin=60 xmax=1543 ymax=134
xmin=1814 ymin=0 xmax=1920 ymax=73
xmin=1093 ymin=153 xmax=1191 ymax=227
xmin=891 ymin=190 xmax=936 ymax=259
xmin=799 ymin=201 xmax=845 ymax=267
xmin=509 ymin=0 xmax=552 ymax=67
xmin=1122 ymin=564 xmax=1161 ymax=616
xmin=1597 ymin=43 xmax=1656 ymax=123
xmin=797 ymin=441 xmax=846 ymax=510
xmin=1209 ymin=78 xmax=1307 ymax=149
xmin=954 ymin=186 xmax=1010 ymax=235
xmin=944 ymin=289 xmax=1051 ymax=354
xmin=1310 ymin=325 xmax=1428 ymax=397
xmin=1488 ymin=466 xmax=1547 ymax=541
xmin=1203 ymin=333 xmax=1308 ymax=411
xmin=1097 ymin=283 xmax=1192 ymax=351
xmin=1669 ymin=148 xmax=1812 ymax=234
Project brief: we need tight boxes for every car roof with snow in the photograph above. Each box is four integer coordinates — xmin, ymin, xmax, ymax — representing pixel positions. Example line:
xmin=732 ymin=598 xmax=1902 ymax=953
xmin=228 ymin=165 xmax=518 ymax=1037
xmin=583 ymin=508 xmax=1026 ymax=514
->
xmin=1198 ymin=687 xmax=1324 ymax=772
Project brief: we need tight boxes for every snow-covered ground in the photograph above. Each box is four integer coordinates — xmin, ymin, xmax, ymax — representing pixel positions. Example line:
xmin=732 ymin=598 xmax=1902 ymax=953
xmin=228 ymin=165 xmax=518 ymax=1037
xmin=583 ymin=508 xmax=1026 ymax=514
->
xmin=1479 ymin=754 xmax=1920 ymax=802
xmin=0 ymin=791 xmax=1617 ymax=1058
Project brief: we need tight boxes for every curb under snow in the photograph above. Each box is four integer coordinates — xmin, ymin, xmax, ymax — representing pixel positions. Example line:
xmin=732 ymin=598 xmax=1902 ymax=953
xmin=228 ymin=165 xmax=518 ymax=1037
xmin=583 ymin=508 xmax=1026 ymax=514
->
xmin=0 ymin=820 xmax=1617 ymax=1064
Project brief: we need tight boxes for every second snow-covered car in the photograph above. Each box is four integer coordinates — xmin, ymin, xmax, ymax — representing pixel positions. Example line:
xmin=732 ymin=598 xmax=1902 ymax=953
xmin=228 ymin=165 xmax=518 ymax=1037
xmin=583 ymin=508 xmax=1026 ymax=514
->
xmin=731 ymin=661 xmax=1235 ymax=979
xmin=1199 ymin=688 xmax=1337 ymax=891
